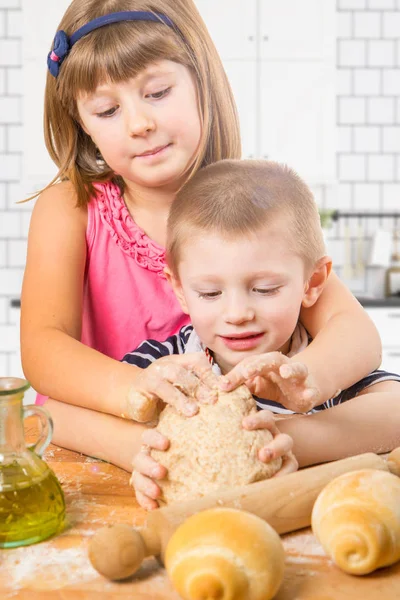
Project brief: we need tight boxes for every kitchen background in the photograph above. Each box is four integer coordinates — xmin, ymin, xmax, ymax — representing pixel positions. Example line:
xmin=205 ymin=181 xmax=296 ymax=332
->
xmin=0 ymin=0 xmax=400 ymax=403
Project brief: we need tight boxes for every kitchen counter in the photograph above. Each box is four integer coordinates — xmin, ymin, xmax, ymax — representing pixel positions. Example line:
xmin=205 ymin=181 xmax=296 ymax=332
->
xmin=11 ymin=295 xmax=400 ymax=310
xmin=1 ymin=420 xmax=399 ymax=599
xmin=357 ymin=296 xmax=400 ymax=308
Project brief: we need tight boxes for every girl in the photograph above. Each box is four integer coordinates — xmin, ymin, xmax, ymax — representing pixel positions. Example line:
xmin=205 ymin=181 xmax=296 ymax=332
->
xmin=21 ymin=0 xmax=381 ymax=478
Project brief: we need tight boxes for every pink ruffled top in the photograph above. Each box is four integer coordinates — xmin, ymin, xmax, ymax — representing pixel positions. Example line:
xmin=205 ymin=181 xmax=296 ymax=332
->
xmin=80 ymin=181 xmax=189 ymax=360
xmin=35 ymin=181 xmax=188 ymax=406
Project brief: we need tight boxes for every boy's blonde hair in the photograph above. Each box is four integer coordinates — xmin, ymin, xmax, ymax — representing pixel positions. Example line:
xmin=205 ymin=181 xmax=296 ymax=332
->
xmin=42 ymin=0 xmax=241 ymax=206
xmin=167 ymin=159 xmax=326 ymax=276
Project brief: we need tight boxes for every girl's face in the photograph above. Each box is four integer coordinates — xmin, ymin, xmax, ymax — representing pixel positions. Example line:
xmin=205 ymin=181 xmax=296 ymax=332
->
xmin=77 ymin=60 xmax=201 ymax=193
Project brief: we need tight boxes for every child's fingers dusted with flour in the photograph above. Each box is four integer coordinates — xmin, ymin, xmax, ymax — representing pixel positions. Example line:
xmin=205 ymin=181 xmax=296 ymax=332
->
xmin=220 ymin=352 xmax=321 ymax=413
xmin=243 ymin=409 xmax=298 ymax=475
xmin=126 ymin=353 xmax=218 ymax=422
xmin=131 ymin=429 xmax=170 ymax=510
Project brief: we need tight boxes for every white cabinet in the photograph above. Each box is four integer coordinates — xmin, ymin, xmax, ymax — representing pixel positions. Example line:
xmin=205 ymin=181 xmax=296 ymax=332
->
xmin=260 ymin=62 xmax=335 ymax=182
xmin=223 ymin=61 xmax=258 ymax=159
xmin=365 ymin=307 xmax=400 ymax=374
xmin=260 ymin=0 xmax=335 ymax=61
xmin=259 ymin=0 xmax=336 ymax=183
xmin=195 ymin=0 xmax=336 ymax=183
xmin=194 ymin=0 xmax=257 ymax=60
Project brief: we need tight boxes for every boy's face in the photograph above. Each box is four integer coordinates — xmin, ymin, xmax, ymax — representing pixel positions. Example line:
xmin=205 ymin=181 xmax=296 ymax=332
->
xmin=169 ymin=221 xmax=325 ymax=374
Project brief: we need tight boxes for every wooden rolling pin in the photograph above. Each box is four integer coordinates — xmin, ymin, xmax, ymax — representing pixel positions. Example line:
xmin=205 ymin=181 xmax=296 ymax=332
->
xmin=89 ymin=449 xmax=400 ymax=580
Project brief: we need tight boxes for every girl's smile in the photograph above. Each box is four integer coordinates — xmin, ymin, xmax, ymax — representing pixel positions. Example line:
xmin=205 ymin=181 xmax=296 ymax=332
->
xmin=134 ymin=143 xmax=172 ymax=161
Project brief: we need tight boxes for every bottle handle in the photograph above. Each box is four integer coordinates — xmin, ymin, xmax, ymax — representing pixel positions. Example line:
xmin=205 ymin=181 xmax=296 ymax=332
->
xmin=23 ymin=405 xmax=54 ymax=457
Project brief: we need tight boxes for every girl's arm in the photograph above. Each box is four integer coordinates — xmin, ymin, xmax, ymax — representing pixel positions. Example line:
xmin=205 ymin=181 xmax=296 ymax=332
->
xmin=298 ymin=271 xmax=382 ymax=403
xmin=277 ymin=381 xmax=400 ymax=467
xmin=45 ymin=398 xmax=148 ymax=471
xmin=243 ymin=380 xmax=400 ymax=468
xmin=21 ymin=182 xmax=141 ymax=417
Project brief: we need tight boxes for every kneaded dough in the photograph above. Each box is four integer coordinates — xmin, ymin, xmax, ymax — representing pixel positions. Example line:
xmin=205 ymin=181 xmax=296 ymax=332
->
xmin=151 ymin=385 xmax=282 ymax=504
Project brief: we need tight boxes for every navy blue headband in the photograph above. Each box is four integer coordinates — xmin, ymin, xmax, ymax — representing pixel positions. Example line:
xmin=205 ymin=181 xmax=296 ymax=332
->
xmin=47 ymin=11 xmax=175 ymax=78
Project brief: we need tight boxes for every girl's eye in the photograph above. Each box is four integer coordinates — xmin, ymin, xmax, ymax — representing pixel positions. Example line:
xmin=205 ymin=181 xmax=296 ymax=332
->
xmin=146 ymin=87 xmax=171 ymax=100
xmin=254 ymin=287 xmax=279 ymax=295
xmin=197 ymin=291 xmax=221 ymax=300
xmin=96 ymin=106 xmax=118 ymax=118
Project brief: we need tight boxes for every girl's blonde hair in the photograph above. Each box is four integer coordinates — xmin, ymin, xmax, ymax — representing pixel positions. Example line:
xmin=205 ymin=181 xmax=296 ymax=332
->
xmin=167 ymin=159 xmax=326 ymax=276
xmin=42 ymin=0 xmax=241 ymax=206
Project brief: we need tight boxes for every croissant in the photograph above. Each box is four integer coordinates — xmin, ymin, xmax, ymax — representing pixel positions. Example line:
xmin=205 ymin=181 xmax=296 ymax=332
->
xmin=311 ymin=468 xmax=400 ymax=575
xmin=165 ymin=507 xmax=285 ymax=600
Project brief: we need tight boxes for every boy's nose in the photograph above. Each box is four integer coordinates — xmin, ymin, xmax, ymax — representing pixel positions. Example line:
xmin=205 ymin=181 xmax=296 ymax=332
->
xmin=223 ymin=298 xmax=255 ymax=325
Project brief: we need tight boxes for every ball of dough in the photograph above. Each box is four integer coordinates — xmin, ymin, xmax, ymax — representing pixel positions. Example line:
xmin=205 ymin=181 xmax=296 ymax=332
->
xmin=151 ymin=385 xmax=282 ymax=504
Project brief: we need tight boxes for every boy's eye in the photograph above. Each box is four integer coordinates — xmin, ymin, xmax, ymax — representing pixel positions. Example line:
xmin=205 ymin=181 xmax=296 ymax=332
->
xmin=146 ymin=87 xmax=171 ymax=100
xmin=96 ymin=106 xmax=118 ymax=118
xmin=254 ymin=287 xmax=279 ymax=295
xmin=197 ymin=291 xmax=221 ymax=299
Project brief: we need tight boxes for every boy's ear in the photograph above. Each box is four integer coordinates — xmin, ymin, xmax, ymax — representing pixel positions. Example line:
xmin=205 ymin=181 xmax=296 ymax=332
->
xmin=302 ymin=256 xmax=332 ymax=308
xmin=164 ymin=267 xmax=190 ymax=314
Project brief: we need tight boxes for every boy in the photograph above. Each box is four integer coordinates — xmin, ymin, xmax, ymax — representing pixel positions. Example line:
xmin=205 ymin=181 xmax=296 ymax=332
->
xmin=124 ymin=160 xmax=400 ymax=509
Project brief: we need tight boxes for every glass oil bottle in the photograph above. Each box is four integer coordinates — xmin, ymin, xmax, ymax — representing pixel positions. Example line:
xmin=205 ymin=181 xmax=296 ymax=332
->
xmin=0 ymin=377 xmax=65 ymax=548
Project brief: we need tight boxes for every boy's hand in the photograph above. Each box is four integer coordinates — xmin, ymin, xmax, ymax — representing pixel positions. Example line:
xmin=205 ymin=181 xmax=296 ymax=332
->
xmin=127 ymin=352 xmax=219 ymax=422
xmin=242 ymin=409 xmax=298 ymax=475
xmin=130 ymin=428 xmax=169 ymax=511
xmin=219 ymin=352 xmax=320 ymax=413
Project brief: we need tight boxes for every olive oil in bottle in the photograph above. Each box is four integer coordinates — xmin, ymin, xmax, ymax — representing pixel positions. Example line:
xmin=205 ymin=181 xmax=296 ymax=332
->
xmin=0 ymin=461 xmax=65 ymax=548
xmin=0 ymin=378 xmax=66 ymax=548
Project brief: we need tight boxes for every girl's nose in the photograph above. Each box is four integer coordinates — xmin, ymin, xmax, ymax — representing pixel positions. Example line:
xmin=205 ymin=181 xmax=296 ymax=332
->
xmin=127 ymin=108 xmax=155 ymax=137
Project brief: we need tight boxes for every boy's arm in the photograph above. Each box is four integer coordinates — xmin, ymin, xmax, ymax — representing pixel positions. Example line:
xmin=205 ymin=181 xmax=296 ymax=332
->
xmin=277 ymin=381 xmax=400 ymax=468
xmin=45 ymin=398 xmax=149 ymax=472
xmin=299 ymin=271 xmax=382 ymax=403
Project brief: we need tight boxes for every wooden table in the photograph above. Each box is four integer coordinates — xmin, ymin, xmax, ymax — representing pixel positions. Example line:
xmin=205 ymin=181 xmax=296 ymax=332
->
xmin=1 ymin=432 xmax=400 ymax=599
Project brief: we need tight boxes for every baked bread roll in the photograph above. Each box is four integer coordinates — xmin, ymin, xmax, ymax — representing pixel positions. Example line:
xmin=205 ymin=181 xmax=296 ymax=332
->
xmin=165 ymin=507 xmax=285 ymax=600
xmin=311 ymin=468 xmax=400 ymax=575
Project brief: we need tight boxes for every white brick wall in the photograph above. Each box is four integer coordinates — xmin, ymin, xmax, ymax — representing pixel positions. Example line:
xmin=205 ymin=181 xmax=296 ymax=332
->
xmin=0 ymin=0 xmax=26 ymax=381
xmin=354 ymin=12 xmax=381 ymax=38
xmin=334 ymin=0 xmax=400 ymax=289
xmin=338 ymin=40 xmax=367 ymax=66
xmin=0 ymin=1 xmax=400 ymax=381
xmin=367 ymin=97 xmax=395 ymax=123
xmin=353 ymin=69 xmax=380 ymax=94
xmin=354 ymin=126 xmax=380 ymax=152
xmin=339 ymin=96 xmax=367 ymax=123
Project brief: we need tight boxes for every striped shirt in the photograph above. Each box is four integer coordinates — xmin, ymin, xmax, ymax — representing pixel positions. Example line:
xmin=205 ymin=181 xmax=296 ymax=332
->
xmin=122 ymin=324 xmax=400 ymax=415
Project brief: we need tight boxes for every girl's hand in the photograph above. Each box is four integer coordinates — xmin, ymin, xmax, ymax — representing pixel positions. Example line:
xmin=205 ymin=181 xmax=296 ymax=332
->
xmin=130 ymin=428 xmax=170 ymax=511
xmin=242 ymin=409 xmax=298 ymax=476
xmin=220 ymin=352 xmax=320 ymax=413
xmin=127 ymin=352 xmax=219 ymax=422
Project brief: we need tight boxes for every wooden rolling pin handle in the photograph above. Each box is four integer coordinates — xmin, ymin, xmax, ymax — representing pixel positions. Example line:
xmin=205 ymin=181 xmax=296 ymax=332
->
xmin=88 ymin=449 xmax=400 ymax=581
xmin=88 ymin=524 xmax=161 ymax=581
